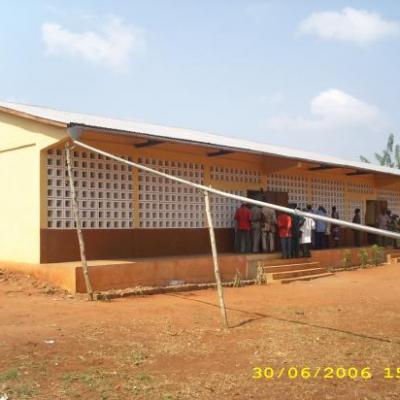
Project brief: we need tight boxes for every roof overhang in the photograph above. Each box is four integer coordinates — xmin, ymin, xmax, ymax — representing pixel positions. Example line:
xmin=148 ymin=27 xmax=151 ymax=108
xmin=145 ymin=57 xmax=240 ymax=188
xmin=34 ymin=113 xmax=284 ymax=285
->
xmin=66 ymin=123 xmax=247 ymax=156
xmin=66 ymin=122 xmax=395 ymax=179
xmin=1 ymin=101 xmax=399 ymax=180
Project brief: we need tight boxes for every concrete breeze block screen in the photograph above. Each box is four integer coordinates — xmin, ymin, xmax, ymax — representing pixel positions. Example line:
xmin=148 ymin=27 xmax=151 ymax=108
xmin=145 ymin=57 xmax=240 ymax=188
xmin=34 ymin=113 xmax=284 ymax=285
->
xmin=311 ymin=178 xmax=345 ymax=219
xmin=138 ymin=157 xmax=204 ymax=228
xmin=268 ymin=173 xmax=308 ymax=210
xmin=46 ymin=148 xmax=133 ymax=229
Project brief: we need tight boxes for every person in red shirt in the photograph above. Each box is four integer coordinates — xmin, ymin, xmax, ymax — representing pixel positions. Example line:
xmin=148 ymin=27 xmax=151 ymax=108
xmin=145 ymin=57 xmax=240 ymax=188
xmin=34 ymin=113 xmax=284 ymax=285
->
xmin=234 ymin=203 xmax=251 ymax=253
xmin=277 ymin=212 xmax=292 ymax=258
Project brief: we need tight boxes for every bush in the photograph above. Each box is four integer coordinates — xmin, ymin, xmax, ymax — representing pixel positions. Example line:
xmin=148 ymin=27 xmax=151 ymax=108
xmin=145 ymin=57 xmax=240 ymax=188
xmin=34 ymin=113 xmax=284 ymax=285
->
xmin=256 ymin=264 xmax=267 ymax=285
xmin=233 ymin=269 xmax=242 ymax=287
xmin=371 ymin=245 xmax=385 ymax=266
xmin=359 ymin=248 xmax=369 ymax=268
xmin=342 ymin=250 xmax=353 ymax=269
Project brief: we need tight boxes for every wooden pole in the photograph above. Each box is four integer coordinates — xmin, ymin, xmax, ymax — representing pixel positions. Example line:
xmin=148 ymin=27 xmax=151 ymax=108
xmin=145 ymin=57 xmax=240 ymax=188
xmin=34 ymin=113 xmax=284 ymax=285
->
xmin=203 ymin=190 xmax=228 ymax=328
xmin=65 ymin=142 xmax=94 ymax=301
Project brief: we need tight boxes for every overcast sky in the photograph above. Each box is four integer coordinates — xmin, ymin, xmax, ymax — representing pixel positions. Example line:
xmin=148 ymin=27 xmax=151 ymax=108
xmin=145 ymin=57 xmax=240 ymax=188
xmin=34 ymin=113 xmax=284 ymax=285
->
xmin=1 ymin=0 xmax=399 ymax=161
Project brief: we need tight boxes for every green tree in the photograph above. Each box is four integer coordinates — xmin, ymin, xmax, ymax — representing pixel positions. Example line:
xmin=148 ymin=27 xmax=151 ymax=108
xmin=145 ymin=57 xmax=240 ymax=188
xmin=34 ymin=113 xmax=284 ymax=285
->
xmin=360 ymin=134 xmax=400 ymax=168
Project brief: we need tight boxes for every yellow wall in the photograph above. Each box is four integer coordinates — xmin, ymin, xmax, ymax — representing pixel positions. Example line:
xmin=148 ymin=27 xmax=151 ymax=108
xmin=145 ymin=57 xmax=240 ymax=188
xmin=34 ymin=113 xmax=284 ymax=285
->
xmin=0 ymin=112 xmax=66 ymax=263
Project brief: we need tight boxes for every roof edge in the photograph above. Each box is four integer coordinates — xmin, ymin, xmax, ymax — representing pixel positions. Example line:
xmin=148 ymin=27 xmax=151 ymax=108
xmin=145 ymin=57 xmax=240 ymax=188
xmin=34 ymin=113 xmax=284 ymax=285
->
xmin=68 ymin=122 xmax=271 ymax=156
xmin=0 ymin=106 xmax=67 ymax=129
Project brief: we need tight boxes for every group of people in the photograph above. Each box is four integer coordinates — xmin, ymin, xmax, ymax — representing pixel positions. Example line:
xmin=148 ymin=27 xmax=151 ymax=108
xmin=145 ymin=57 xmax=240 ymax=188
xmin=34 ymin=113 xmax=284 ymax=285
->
xmin=234 ymin=202 xmax=400 ymax=257
xmin=234 ymin=202 xmax=352 ymax=259
xmin=234 ymin=202 xmax=278 ymax=254
xmin=376 ymin=208 xmax=400 ymax=248
xmin=234 ymin=202 xmax=324 ymax=258
xmin=352 ymin=207 xmax=400 ymax=248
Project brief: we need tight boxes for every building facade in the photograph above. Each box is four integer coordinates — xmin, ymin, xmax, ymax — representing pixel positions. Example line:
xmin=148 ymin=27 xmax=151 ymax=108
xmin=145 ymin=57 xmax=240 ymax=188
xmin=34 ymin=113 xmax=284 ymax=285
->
xmin=1 ymin=101 xmax=400 ymax=264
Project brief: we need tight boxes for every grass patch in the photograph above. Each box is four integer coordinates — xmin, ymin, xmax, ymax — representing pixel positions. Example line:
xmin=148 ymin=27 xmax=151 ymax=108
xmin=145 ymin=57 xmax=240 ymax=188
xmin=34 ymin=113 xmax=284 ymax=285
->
xmin=63 ymin=369 xmax=110 ymax=389
xmin=136 ymin=371 xmax=152 ymax=383
xmin=0 ymin=367 xmax=18 ymax=382
xmin=371 ymin=244 xmax=385 ymax=266
xmin=232 ymin=269 xmax=242 ymax=287
xmin=13 ymin=381 xmax=38 ymax=398
xmin=61 ymin=369 xmax=115 ymax=399
xmin=359 ymin=248 xmax=369 ymax=268
xmin=128 ymin=349 xmax=147 ymax=366
xmin=342 ymin=249 xmax=353 ymax=270
xmin=161 ymin=394 xmax=176 ymax=400
xmin=117 ymin=342 xmax=148 ymax=366
xmin=0 ymin=367 xmax=39 ymax=398
xmin=118 ymin=372 xmax=155 ymax=396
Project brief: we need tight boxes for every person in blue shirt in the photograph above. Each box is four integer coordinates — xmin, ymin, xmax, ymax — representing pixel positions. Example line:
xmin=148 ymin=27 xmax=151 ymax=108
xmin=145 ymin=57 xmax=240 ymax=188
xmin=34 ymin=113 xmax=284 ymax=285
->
xmin=315 ymin=206 xmax=327 ymax=249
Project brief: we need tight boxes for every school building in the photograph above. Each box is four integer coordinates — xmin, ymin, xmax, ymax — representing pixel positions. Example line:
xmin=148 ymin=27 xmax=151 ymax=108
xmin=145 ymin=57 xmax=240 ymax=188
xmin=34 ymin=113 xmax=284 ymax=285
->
xmin=1 ymin=101 xmax=399 ymax=292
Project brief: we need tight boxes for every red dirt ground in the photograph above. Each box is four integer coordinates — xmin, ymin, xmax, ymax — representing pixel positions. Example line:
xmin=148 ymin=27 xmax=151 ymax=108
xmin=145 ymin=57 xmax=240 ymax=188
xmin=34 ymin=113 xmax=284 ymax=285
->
xmin=1 ymin=264 xmax=400 ymax=399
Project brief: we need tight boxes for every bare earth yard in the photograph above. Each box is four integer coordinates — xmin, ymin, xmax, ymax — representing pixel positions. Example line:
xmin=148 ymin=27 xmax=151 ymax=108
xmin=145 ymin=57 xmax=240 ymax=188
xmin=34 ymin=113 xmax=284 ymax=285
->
xmin=1 ymin=264 xmax=400 ymax=399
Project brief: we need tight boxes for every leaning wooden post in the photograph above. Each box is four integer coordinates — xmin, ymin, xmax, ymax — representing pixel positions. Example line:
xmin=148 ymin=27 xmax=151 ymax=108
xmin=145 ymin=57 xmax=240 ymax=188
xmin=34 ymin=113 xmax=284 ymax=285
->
xmin=203 ymin=190 xmax=228 ymax=328
xmin=65 ymin=142 xmax=94 ymax=301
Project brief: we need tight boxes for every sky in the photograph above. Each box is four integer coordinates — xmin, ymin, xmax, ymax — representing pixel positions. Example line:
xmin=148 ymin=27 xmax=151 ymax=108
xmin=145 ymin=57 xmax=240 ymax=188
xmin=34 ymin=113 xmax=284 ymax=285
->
xmin=1 ymin=0 xmax=399 ymax=162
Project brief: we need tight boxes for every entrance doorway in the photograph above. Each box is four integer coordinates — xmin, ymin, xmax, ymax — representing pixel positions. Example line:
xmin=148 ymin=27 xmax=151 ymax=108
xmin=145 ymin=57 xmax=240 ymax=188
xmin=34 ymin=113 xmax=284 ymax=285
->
xmin=247 ymin=190 xmax=289 ymax=207
xmin=366 ymin=200 xmax=388 ymax=225
xmin=366 ymin=200 xmax=388 ymax=244
xmin=246 ymin=190 xmax=289 ymax=253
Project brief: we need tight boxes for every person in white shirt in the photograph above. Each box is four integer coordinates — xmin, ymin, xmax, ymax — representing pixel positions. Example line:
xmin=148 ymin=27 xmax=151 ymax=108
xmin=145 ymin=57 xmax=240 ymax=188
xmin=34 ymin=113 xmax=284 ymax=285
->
xmin=377 ymin=209 xmax=389 ymax=246
xmin=300 ymin=215 xmax=315 ymax=257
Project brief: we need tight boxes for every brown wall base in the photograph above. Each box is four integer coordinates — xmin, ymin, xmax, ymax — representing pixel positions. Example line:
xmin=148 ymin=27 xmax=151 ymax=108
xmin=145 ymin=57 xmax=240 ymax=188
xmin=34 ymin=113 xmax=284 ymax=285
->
xmin=2 ymin=246 xmax=393 ymax=294
xmin=75 ymin=254 xmax=247 ymax=293
xmin=40 ymin=228 xmax=234 ymax=263
xmin=40 ymin=227 xmax=373 ymax=263
xmin=74 ymin=245 xmax=389 ymax=293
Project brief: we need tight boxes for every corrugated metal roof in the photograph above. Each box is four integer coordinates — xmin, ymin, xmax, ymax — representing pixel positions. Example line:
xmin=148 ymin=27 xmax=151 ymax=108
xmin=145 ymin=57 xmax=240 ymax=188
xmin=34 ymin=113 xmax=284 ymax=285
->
xmin=1 ymin=100 xmax=399 ymax=178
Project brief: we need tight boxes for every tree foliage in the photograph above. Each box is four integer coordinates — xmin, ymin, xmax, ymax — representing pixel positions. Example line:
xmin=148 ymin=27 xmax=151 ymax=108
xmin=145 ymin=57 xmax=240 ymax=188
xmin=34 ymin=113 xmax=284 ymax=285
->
xmin=360 ymin=134 xmax=400 ymax=169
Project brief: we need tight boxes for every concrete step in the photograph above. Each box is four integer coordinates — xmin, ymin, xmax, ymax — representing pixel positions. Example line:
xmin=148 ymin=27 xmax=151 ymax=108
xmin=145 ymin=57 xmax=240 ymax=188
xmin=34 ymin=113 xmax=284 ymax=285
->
xmin=263 ymin=261 xmax=320 ymax=273
xmin=258 ymin=257 xmax=312 ymax=267
xmin=272 ymin=267 xmax=327 ymax=280
xmin=387 ymin=252 xmax=400 ymax=264
xmin=280 ymin=272 xmax=334 ymax=284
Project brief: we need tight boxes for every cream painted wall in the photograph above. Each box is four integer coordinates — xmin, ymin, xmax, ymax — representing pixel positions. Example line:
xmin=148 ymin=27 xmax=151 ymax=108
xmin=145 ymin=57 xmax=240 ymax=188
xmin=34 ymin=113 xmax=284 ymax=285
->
xmin=0 ymin=112 xmax=66 ymax=263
